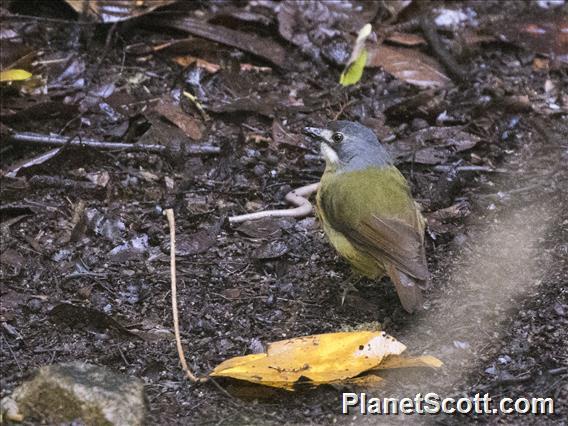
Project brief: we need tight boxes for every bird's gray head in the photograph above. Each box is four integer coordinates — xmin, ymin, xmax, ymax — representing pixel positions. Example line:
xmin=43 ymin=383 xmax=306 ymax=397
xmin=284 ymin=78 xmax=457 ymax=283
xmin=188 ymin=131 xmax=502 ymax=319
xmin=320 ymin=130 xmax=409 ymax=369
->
xmin=304 ymin=121 xmax=392 ymax=172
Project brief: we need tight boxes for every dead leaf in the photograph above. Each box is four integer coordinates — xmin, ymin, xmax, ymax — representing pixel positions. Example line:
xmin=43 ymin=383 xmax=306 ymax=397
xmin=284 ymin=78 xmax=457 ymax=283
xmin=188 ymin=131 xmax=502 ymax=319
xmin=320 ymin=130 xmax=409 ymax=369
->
xmin=386 ymin=32 xmax=426 ymax=47
xmin=85 ymin=171 xmax=110 ymax=188
xmin=271 ymin=120 xmax=306 ymax=150
xmin=387 ymin=126 xmax=481 ymax=164
xmin=153 ymin=101 xmax=203 ymax=141
xmin=48 ymin=303 xmax=139 ymax=338
xmin=4 ymin=148 xmax=62 ymax=178
xmin=368 ymin=45 xmax=451 ymax=88
xmin=108 ymin=234 xmax=149 ymax=262
xmin=236 ymin=218 xmax=293 ymax=239
xmin=166 ymin=228 xmax=218 ymax=256
xmin=252 ymin=240 xmax=289 ymax=260
xmin=65 ymin=0 xmax=176 ymax=23
xmin=173 ymin=56 xmax=220 ymax=73
xmin=210 ymin=331 xmax=442 ymax=390
xmin=173 ymin=56 xmax=271 ymax=74
xmin=374 ymin=354 xmax=444 ymax=370
xmin=156 ymin=17 xmax=288 ymax=68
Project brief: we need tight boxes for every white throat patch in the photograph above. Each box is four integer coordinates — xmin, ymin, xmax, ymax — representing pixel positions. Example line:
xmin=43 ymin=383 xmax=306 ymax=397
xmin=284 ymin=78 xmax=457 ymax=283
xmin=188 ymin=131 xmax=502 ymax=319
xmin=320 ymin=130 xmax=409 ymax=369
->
xmin=321 ymin=142 xmax=339 ymax=166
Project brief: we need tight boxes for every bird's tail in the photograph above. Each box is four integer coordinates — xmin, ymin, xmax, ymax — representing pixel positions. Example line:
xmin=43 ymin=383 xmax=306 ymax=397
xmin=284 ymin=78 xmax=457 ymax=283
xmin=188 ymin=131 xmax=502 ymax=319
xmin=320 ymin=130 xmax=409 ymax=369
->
xmin=385 ymin=264 xmax=424 ymax=313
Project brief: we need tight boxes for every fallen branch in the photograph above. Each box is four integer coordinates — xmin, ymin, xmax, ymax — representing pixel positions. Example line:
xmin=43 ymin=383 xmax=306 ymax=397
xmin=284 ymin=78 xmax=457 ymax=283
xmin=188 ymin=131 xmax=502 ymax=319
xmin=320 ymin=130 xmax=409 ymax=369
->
xmin=228 ymin=183 xmax=319 ymax=224
xmin=164 ymin=209 xmax=208 ymax=384
xmin=419 ymin=15 xmax=468 ymax=83
xmin=8 ymin=132 xmax=220 ymax=155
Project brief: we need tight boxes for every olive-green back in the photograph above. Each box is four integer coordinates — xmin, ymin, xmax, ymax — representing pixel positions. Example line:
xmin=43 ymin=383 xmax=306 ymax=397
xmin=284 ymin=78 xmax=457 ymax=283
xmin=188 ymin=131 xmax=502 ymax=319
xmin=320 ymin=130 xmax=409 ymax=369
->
xmin=317 ymin=166 xmax=428 ymax=280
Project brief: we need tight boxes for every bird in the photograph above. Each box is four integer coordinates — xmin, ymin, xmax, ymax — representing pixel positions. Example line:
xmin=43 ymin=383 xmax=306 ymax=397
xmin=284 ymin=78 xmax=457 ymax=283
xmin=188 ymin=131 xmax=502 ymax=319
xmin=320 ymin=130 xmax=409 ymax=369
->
xmin=304 ymin=121 xmax=429 ymax=313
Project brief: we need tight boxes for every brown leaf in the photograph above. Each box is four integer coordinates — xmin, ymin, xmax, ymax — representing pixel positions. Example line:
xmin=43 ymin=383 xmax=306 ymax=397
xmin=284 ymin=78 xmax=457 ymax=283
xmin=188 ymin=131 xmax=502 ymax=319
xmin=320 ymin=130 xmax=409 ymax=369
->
xmin=236 ymin=218 xmax=293 ymax=239
xmin=173 ymin=56 xmax=220 ymax=73
xmin=252 ymin=240 xmax=289 ymax=260
xmin=4 ymin=148 xmax=62 ymax=178
xmin=155 ymin=17 xmax=288 ymax=68
xmin=271 ymin=120 xmax=306 ymax=149
xmin=49 ymin=303 xmax=140 ymax=338
xmin=173 ymin=229 xmax=217 ymax=256
xmin=387 ymin=126 xmax=481 ymax=165
xmin=368 ymin=45 xmax=451 ymax=88
xmin=154 ymin=101 xmax=203 ymax=141
xmin=386 ymin=32 xmax=426 ymax=47
xmin=426 ymin=201 xmax=471 ymax=235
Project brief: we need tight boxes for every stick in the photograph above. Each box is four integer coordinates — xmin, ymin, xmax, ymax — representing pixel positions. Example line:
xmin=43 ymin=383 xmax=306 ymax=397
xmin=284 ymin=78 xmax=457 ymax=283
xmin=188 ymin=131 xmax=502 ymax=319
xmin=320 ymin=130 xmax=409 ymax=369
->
xmin=8 ymin=132 xmax=220 ymax=155
xmin=164 ymin=209 xmax=208 ymax=383
xmin=433 ymin=165 xmax=506 ymax=173
xmin=228 ymin=183 xmax=319 ymax=224
xmin=419 ymin=15 xmax=468 ymax=83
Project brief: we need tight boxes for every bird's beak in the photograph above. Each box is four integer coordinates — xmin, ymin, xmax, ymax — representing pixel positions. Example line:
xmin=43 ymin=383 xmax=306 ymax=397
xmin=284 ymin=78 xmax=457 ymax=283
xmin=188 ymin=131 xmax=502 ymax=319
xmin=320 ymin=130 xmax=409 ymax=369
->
xmin=303 ymin=127 xmax=326 ymax=140
xmin=304 ymin=127 xmax=335 ymax=144
xmin=304 ymin=127 xmax=339 ymax=166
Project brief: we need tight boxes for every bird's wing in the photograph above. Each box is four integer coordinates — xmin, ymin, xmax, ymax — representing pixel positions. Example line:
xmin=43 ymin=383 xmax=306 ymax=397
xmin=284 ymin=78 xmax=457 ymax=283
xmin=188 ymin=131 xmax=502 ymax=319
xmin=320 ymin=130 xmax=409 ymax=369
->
xmin=357 ymin=214 xmax=429 ymax=281
xmin=319 ymin=175 xmax=429 ymax=281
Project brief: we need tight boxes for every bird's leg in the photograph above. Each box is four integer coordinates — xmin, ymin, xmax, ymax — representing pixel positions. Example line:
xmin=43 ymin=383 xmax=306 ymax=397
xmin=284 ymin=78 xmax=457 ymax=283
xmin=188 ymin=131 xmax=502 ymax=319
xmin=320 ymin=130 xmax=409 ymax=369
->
xmin=340 ymin=273 xmax=362 ymax=305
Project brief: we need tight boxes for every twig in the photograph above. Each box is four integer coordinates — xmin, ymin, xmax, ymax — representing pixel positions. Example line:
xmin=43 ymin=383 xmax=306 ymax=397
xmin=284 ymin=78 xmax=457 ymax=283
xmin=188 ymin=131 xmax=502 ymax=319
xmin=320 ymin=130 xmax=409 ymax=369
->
xmin=87 ymin=22 xmax=118 ymax=89
xmin=477 ymin=184 xmax=543 ymax=200
xmin=164 ymin=208 xmax=208 ymax=384
xmin=433 ymin=165 xmax=506 ymax=173
xmin=228 ymin=183 xmax=319 ymax=224
xmin=8 ymin=132 xmax=220 ymax=155
xmin=548 ymin=367 xmax=568 ymax=375
xmin=419 ymin=15 xmax=468 ymax=83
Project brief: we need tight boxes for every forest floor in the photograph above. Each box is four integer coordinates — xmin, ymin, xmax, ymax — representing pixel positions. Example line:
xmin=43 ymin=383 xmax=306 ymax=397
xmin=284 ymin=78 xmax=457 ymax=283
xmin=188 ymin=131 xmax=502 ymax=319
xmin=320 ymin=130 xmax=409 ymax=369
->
xmin=1 ymin=0 xmax=566 ymax=424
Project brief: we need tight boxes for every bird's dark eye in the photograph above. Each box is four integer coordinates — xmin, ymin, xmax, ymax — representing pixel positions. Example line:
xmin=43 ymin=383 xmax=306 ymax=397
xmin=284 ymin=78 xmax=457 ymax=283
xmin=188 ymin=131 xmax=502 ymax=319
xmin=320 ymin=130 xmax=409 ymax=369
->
xmin=332 ymin=132 xmax=343 ymax=143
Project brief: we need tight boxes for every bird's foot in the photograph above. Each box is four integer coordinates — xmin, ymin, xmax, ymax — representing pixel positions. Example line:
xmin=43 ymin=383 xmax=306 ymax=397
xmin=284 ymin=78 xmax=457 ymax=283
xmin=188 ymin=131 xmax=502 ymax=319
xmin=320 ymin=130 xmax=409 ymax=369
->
xmin=340 ymin=276 xmax=362 ymax=306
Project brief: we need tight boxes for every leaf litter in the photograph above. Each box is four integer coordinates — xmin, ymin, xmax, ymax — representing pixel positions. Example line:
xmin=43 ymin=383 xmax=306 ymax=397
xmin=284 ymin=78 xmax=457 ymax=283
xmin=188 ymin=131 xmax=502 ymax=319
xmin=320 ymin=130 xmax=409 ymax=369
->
xmin=1 ymin=0 xmax=566 ymax=423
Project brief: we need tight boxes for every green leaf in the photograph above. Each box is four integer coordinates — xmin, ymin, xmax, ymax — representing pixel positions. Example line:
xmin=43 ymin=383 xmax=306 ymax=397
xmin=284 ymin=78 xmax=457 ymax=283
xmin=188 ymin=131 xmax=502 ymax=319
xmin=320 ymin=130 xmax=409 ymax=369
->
xmin=0 ymin=69 xmax=32 ymax=82
xmin=339 ymin=23 xmax=372 ymax=87
xmin=340 ymin=49 xmax=368 ymax=86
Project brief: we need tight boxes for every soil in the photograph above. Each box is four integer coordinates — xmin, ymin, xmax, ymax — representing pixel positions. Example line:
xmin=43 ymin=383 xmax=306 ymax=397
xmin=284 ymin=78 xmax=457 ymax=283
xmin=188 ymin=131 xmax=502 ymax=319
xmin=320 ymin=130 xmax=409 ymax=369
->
xmin=0 ymin=1 xmax=566 ymax=425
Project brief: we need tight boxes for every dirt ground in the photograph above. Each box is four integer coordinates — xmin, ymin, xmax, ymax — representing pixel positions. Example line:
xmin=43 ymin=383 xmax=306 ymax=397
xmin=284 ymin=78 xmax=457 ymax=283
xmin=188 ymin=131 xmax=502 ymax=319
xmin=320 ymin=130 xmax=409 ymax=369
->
xmin=1 ymin=1 xmax=566 ymax=424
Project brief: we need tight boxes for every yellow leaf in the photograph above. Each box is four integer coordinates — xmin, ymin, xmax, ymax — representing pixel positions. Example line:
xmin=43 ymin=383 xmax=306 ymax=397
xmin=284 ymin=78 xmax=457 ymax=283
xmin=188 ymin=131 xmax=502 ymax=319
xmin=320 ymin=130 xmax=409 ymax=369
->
xmin=339 ymin=23 xmax=372 ymax=87
xmin=340 ymin=373 xmax=384 ymax=388
xmin=0 ymin=69 xmax=32 ymax=82
xmin=211 ymin=331 xmax=406 ymax=390
xmin=373 ymin=354 xmax=443 ymax=370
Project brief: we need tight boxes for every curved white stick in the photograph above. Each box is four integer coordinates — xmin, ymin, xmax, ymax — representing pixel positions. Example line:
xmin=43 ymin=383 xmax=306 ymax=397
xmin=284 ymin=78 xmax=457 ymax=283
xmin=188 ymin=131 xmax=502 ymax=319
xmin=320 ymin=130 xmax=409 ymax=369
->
xmin=228 ymin=183 xmax=319 ymax=224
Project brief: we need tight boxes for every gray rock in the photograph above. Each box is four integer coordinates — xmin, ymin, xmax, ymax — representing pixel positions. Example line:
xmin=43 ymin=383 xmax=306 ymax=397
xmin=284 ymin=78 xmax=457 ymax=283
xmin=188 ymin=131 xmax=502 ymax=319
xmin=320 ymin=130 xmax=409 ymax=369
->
xmin=6 ymin=362 xmax=146 ymax=425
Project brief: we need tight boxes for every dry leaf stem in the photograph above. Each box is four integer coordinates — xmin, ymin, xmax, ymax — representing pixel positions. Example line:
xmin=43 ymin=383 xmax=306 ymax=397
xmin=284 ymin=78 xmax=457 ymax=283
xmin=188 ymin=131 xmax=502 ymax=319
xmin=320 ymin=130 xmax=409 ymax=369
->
xmin=164 ymin=208 xmax=208 ymax=384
